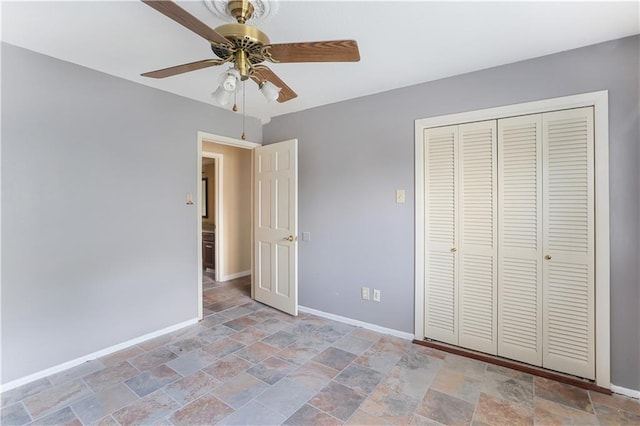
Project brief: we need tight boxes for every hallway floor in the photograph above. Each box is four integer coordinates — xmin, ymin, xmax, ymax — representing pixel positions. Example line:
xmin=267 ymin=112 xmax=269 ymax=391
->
xmin=202 ymin=270 xmax=250 ymax=318
xmin=1 ymin=276 xmax=638 ymax=425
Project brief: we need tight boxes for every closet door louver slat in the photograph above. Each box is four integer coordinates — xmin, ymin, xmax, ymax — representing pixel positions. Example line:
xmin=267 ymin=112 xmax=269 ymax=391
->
xmin=542 ymin=107 xmax=595 ymax=379
xmin=458 ymin=121 xmax=498 ymax=354
xmin=424 ymin=126 xmax=459 ymax=344
xmin=497 ymin=115 xmax=543 ymax=366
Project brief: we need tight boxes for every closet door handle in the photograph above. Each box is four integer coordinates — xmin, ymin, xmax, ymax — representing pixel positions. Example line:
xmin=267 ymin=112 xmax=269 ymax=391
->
xmin=545 ymin=255 xmax=552 ymax=260
xmin=451 ymin=247 xmax=457 ymax=253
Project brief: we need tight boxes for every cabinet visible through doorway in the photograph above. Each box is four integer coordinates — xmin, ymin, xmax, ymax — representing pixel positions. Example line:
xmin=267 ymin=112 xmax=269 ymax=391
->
xmin=423 ymin=106 xmax=595 ymax=380
xmin=203 ymin=231 xmax=215 ymax=270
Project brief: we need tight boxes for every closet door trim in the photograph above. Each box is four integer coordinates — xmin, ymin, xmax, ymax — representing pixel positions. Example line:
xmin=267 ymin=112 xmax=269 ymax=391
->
xmin=414 ymin=90 xmax=610 ymax=388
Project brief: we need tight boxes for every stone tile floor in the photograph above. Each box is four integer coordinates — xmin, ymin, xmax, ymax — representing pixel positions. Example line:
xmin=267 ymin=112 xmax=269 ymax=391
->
xmin=2 ymin=274 xmax=639 ymax=425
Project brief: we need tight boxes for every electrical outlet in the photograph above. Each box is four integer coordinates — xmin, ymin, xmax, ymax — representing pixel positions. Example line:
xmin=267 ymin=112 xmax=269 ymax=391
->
xmin=362 ymin=287 xmax=370 ymax=300
xmin=373 ymin=289 xmax=381 ymax=302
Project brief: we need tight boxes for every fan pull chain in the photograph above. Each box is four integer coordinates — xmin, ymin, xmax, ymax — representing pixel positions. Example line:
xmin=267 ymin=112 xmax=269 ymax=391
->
xmin=241 ymin=80 xmax=247 ymax=140
xmin=232 ymin=89 xmax=238 ymax=112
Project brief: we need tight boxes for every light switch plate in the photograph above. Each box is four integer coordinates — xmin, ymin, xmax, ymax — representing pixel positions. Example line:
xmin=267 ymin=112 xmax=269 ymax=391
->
xmin=373 ymin=289 xmax=381 ymax=302
xmin=396 ymin=189 xmax=406 ymax=204
xmin=362 ymin=287 xmax=370 ymax=300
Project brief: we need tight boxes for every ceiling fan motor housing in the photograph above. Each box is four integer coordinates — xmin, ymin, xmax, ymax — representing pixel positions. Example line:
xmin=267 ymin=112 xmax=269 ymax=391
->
xmin=210 ymin=23 xmax=270 ymax=78
xmin=208 ymin=0 xmax=272 ymax=79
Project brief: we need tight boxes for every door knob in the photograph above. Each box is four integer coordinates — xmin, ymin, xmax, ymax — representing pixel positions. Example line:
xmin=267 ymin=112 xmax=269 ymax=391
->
xmin=545 ymin=255 xmax=552 ymax=260
xmin=451 ymin=247 xmax=457 ymax=253
xmin=283 ymin=235 xmax=295 ymax=242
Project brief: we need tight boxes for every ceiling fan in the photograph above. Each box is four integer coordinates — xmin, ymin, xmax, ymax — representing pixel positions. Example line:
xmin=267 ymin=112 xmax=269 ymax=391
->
xmin=140 ymin=0 xmax=360 ymax=103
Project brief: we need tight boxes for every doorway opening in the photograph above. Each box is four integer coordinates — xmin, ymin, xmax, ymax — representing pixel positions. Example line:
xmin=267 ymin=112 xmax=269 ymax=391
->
xmin=201 ymin=151 xmax=252 ymax=317
xmin=197 ymin=132 xmax=260 ymax=320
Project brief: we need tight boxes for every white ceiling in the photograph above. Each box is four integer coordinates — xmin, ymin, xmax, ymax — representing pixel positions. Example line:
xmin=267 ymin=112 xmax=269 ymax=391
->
xmin=2 ymin=1 xmax=639 ymax=123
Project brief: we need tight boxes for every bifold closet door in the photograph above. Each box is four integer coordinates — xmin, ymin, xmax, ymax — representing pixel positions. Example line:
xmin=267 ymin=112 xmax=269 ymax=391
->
xmin=542 ymin=107 xmax=595 ymax=379
xmin=458 ymin=121 xmax=498 ymax=354
xmin=497 ymin=114 xmax=543 ymax=366
xmin=424 ymin=125 xmax=459 ymax=344
xmin=424 ymin=107 xmax=595 ymax=379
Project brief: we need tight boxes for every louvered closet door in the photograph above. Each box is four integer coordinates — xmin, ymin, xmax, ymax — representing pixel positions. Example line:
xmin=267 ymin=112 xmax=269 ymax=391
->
xmin=497 ymin=114 xmax=543 ymax=366
xmin=458 ymin=121 xmax=498 ymax=354
xmin=424 ymin=125 xmax=459 ymax=344
xmin=542 ymin=107 xmax=595 ymax=379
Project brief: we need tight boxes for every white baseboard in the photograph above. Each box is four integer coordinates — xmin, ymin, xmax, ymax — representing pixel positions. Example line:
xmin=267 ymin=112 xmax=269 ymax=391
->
xmin=1 ymin=318 xmax=199 ymax=393
xmin=299 ymin=305 xmax=415 ymax=341
xmin=222 ymin=270 xmax=251 ymax=281
xmin=611 ymin=384 xmax=640 ymax=399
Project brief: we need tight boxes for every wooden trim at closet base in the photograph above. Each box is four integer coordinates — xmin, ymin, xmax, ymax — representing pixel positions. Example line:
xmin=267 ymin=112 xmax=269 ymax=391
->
xmin=412 ymin=339 xmax=611 ymax=395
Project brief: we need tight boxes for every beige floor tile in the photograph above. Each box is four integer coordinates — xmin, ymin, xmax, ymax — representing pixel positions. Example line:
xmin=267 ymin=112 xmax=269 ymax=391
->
xmin=473 ymin=392 xmax=534 ymax=426
xmin=308 ymin=381 xmax=366 ymax=422
xmin=534 ymin=397 xmax=598 ymax=425
xmin=534 ymin=376 xmax=594 ymax=414
xmin=589 ymin=390 xmax=640 ymax=415
xmin=231 ymin=341 xmax=278 ymax=363
xmin=287 ymin=360 xmax=339 ymax=391
xmin=442 ymin=353 xmax=487 ymax=379
xmin=170 ymin=394 xmax=233 ymax=425
xmin=415 ymin=389 xmax=475 ymax=426
xmin=202 ymin=355 xmax=250 ymax=382
xmin=431 ymin=368 xmax=483 ymax=404
xmin=360 ymin=381 xmax=420 ymax=425
xmin=164 ymin=371 xmax=220 ymax=406
xmin=481 ymin=370 xmax=534 ymax=407
xmin=23 ymin=379 xmax=92 ymax=419
xmin=112 ymin=390 xmax=179 ymax=425
xmin=593 ymin=402 xmax=640 ymax=425
xmin=283 ymin=404 xmax=342 ymax=426
xmin=100 ymin=346 xmax=145 ymax=368
xmin=347 ymin=409 xmax=392 ymax=425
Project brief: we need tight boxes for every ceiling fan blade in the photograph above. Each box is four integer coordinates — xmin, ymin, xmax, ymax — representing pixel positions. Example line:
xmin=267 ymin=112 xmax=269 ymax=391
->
xmin=141 ymin=0 xmax=230 ymax=45
xmin=251 ymin=66 xmax=298 ymax=103
xmin=141 ymin=59 xmax=221 ymax=78
xmin=266 ymin=40 xmax=360 ymax=63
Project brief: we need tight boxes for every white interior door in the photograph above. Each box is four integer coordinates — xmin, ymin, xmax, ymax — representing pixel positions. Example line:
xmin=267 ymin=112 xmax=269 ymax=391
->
xmin=424 ymin=126 xmax=459 ymax=344
xmin=253 ymin=139 xmax=298 ymax=316
xmin=542 ymin=107 xmax=595 ymax=379
xmin=497 ymin=114 xmax=543 ymax=366
xmin=458 ymin=120 xmax=498 ymax=354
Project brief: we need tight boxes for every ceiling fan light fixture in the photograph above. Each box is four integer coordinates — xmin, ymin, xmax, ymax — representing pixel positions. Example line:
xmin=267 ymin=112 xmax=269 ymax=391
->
xmin=259 ymin=80 xmax=281 ymax=102
xmin=212 ymin=86 xmax=232 ymax=105
xmin=221 ymin=68 xmax=241 ymax=92
xmin=222 ymin=74 xmax=237 ymax=91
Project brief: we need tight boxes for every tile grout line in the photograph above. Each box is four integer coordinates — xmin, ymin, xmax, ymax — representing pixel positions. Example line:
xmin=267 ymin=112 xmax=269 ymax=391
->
xmin=304 ymin=397 xmax=347 ymax=424
xmin=67 ymin=404 xmax=86 ymax=426
xmin=162 ymin=387 xmax=192 ymax=419
xmin=20 ymin=401 xmax=34 ymax=425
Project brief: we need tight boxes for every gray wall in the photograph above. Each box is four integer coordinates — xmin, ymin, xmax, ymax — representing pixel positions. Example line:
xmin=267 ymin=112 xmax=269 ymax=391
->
xmin=1 ymin=43 xmax=261 ymax=384
xmin=264 ymin=35 xmax=640 ymax=390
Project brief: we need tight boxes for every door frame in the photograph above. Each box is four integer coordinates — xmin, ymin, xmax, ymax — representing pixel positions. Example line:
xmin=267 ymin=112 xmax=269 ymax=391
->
xmin=414 ymin=91 xmax=610 ymax=388
xmin=197 ymin=131 xmax=260 ymax=320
